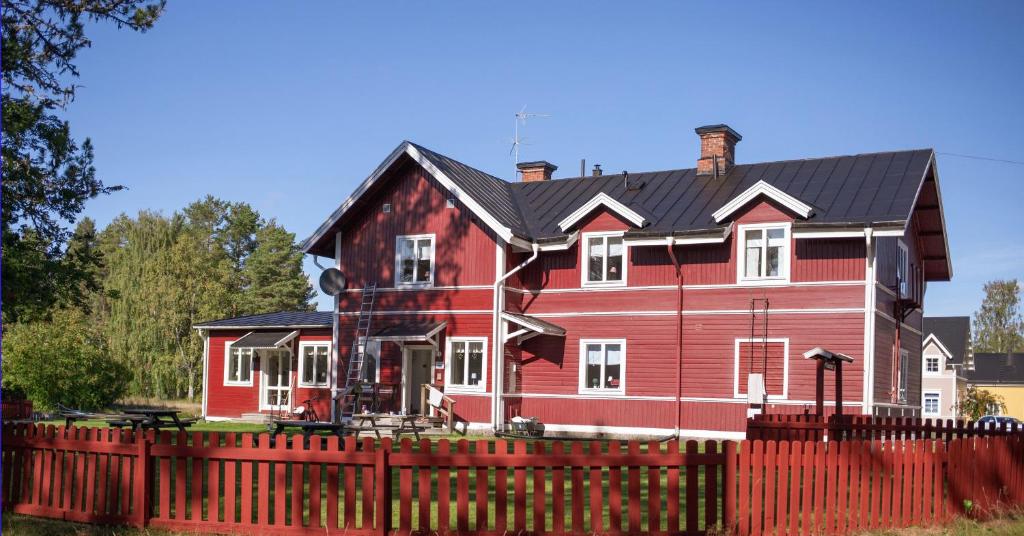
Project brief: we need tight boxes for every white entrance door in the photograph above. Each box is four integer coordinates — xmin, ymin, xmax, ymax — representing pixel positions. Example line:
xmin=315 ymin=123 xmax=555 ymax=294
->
xmin=261 ymin=349 xmax=292 ymax=411
xmin=403 ymin=346 xmax=434 ymax=414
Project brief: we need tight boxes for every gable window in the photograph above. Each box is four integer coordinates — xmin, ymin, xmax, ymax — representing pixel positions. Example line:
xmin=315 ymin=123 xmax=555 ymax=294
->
xmin=224 ymin=343 xmax=253 ymax=386
xmin=923 ymin=392 xmax=941 ymax=416
xmin=734 ymin=339 xmax=789 ymax=400
xmin=298 ymin=342 xmax=331 ymax=387
xmin=446 ymin=338 xmax=486 ymax=392
xmin=897 ymin=240 xmax=910 ymax=297
xmin=738 ymin=224 xmax=790 ymax=282
xmin=579 ymin=339 xmax=625 ymax=394
xmin=583 ymin=232 xmax=626 ymax=286
xmin=395 ymin=234 xmax=435 ymax=286
xmin=925 ymin=355 xmax=940 ymax=374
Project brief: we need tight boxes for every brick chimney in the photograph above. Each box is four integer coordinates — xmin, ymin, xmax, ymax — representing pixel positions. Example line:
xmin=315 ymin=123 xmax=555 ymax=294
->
xmin=695 ymin=124 xmax=742 ymax=177
xmin=517 ymin=161 xmax=557 ymax=182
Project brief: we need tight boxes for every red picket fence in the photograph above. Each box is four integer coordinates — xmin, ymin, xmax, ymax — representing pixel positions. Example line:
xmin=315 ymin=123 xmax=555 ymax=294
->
xmin=2 ymin=423 xmax=735 ymax=535
xmin=748 ymin=414 xmax=1024 ymax=442
xmin=2 ymin=400 xmax=33 ymax=420
xmin=736 ymin=435 xmax=1024 ymax=535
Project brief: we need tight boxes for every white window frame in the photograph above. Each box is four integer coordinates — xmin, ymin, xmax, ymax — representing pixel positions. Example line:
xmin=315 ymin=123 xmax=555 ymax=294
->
xmin=736 ymin=223 xmax=791 ymax=284
xmin=297 ymin=341 xmax=332 ymax=387
xmin=581 ymin=231 xmax=628 ymax=287
xmin=394 ymin=234 xmax=436 ymax=287
xmin=922 ymin=391 xmax=941 ymax=416
xmin=445 ymin=337 xmax=487 ymax=393
xmin=578 ymin=338 xmax=627 ymax=396
xmin=923 ymin=354 xmax=941 ymax=376
xmin=897 ymin=239 xmax=910 ymax=298
xmin=223 ymin=340 xmax=254 ymax=387
xmin=732 ymin=338 xmax=790 ymax=400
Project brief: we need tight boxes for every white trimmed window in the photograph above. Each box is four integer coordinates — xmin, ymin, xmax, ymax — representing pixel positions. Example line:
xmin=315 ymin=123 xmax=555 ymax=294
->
xmin=582 ymin=232 xmax=626 ymax=286
xmin=224 ymin=342 xmax=253 ymax=386
xmin=395 ymin=234 xmax=435 ymax=286
xmin=925 ymin=355 xmax=940 ymax=374
xmin=923 ymin=392 xmax=941 ymax=416
xmin=579 ymin=339 xmax=625 ymax=395
xmin=737 ymin=224 xmax=790 ymax=282
xmin=897 ymin=240 xmax=910 ymax=297
xmin=298 ymin=342 xmax=331 ymax=387
xmin=446 ymin=338 xmax=486 ymax=392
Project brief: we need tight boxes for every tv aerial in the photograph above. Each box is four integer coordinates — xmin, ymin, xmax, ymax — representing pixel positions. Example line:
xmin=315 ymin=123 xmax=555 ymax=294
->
xmin=509 ymin=105 xmax=550 ymax=169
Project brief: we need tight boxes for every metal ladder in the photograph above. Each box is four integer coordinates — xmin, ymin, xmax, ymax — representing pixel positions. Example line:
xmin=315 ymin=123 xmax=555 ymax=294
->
xmin=339 ymin=282 xmax=377 ymax=419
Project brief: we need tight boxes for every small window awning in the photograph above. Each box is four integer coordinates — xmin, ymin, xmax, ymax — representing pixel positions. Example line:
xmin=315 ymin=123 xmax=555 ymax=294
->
xmin=501 ymin=312 xmax=566 ymax=344
xmin=234 ymin=330 xmax=299 ymax=349
xmin=370 ymin=321 xmax=447 ymax=342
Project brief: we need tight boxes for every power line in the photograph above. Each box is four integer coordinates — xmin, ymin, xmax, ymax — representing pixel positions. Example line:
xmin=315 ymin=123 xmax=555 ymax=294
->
xmin=937 ymin=152 xmax=1024 ymax=166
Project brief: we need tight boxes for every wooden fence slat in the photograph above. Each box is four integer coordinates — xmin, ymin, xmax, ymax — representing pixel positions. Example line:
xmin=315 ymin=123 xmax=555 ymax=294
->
xmin=288 ymin=436 xmax=304 ymax=528
xmin=667 ymin=439 xmax=680 ymax=532
xmin=607 ymin=441 xmax=622 ymax=532
xmin=533 ymin=442 xmax=547 ymax=534
xmin=255 ymin=434 xmax=270 ymax=526
xmin=174 ymin=431 xmax=187 ymax=522
xmin=646 ymin=440 xmax=659 ymax=533
xmin=157 ymin=431 xmax=171 ymax=520
xmin=475 ymin=439 xmax=488 ymax=531
xmin=325 ymin=436 xmax=339 ymax=530
xmin=239 ymin=433 xmax=253 ymax=525
xmin=344 ymin=436 xmax=357 ymax=529
xmin=290 ymin=436 xmax=304 ymax=528
xmin=437 ymin=439 xmax=451 ymax=532
xmin=416 ymin=438 xmax=431 ymax=531
xmin=456 ymin=440 xmax=469 ymax=532
xmin=858 ymin=440 xmax=871 ymax=530
xmin=513 ymin=440 xmax=528 ymax=532
xmin=207 ymin=433 xmax=219 ymax=524
xmin=627 ymin=441 xmax=641 ymax=534
xmin=360 ymin=437 xmax=373 ymax=530
xmin=570 ymin=441 xmax=585 ymax=534
xmin=225 ymin=433 xmax=238 ymax=524
xmin=764 ymin=440 xmax=778 ymax=535
xmin=786 ymin=440 xmax=801 ymax=535
xmin=686 ymin=439 xmax=700 ymax=534
xmin=494 ymin=439 xmax=508 ymax=533
xmin=398 ymin=439 xmax=412 ymax=532
xmin=191 ymin=432 xmax=204 ymax=522
xmin=738 ymin=440 xmax=751 ymax=536
xmin=837 ymin=437 xmax=850 ymax=535
xmin=551 ymin=441 xmax=565 ymax=534
xmin=591 ymin=441 xmax=605 ymax=534
xmin=750 ymin=440 xmax=763 ymax=536
xmin=800 ymin=441 xmax=814 ymax=536
xmin=707 ymin=440 xmax=720 ymax=531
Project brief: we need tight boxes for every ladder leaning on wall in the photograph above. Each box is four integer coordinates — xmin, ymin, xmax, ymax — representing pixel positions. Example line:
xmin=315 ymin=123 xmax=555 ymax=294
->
xmin=337 ymin=281 xmax=377 ymax=420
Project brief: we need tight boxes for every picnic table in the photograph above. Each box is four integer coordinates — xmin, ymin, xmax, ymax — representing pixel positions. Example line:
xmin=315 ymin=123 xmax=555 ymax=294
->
xmin=111 ymin=409 xmax=196 ymax=432
xmin=271 ymin=420 xmax=347 ymax=440
xmin=350 ymin=413 xmax=425 ymax=440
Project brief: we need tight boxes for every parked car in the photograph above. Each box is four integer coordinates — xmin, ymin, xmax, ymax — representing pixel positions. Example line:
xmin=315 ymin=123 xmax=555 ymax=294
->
xmin=976 ymin=415 xmax=1021 ymax=430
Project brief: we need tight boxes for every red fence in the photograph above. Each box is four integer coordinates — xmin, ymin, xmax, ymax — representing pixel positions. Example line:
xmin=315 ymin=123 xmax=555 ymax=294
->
xmin=2 ymin=424 xmax=733 ymax=535
xmin=737 ymin=435 xmax=1024 ymax=535
xmin=2 ymin=400 xmax=33 ymax=420
xmin=747 ymin=414 xmax=1024 ymax=442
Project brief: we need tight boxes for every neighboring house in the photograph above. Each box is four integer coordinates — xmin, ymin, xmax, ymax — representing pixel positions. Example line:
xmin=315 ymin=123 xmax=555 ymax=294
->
xmin=197 ymin=123 xmax=953 ymax=437
xmin=966 ymin=353 xmax=1024 ymax=420
xmin=920 ymin=316 xmax=971 ymax=420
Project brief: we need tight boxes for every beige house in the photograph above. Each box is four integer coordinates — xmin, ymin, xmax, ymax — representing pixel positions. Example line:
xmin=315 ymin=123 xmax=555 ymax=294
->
xmin=921 ymin=317 xmax=971 ymax=420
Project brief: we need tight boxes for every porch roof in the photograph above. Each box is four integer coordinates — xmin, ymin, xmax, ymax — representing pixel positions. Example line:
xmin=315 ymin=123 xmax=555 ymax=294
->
xmin=233 ymin=330 xmax=299 ymax=349
xmin=500 ymin=312 xmax=566 ymax=337
xmin=370 ymin=321 xmax=447 ymax=342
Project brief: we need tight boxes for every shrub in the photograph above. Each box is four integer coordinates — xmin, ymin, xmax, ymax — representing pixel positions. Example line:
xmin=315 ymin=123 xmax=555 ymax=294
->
xmin=2 ymin=309 xmax=128 ymax=411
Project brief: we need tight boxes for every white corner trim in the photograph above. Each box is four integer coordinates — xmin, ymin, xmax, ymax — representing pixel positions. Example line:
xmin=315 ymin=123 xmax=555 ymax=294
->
xmin=712 ymin=180 xmax=813 ymax=223
xmin=557 ymin=192 xmax=646 ymax=232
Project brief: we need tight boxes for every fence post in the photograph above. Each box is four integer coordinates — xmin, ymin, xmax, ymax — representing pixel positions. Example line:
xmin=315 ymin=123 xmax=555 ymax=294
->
xmin=724 ymin=440 xmax=737 ymax=531
xmin=132 ymin=430 xmax=152 ymax=528
xmin=375 ymin=443 xmax=392 ymax=536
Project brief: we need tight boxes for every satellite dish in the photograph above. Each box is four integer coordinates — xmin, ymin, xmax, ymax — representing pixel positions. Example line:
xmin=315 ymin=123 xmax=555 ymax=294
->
xmin=318 ymin=268 xmax=347 ymax=296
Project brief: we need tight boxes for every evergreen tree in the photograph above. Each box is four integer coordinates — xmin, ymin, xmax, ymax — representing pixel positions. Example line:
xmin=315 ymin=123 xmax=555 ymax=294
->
xmin=973 ymin=279 xmax=1024 ymax=353
xmin=240 ymin=220 xmax=316 ymax=314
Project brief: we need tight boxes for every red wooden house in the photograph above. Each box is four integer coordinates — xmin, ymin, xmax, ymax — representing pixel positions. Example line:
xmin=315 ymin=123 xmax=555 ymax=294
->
xmin=198 ymin=124 xmax=952 ymax=437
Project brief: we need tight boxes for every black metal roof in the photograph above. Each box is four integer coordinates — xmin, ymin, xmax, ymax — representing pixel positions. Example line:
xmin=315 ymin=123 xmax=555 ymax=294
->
xmin=967 ymin=353 xmax=1024 ymax=385
xmin=193 ymin=311 xmax=332 ymax=329
xmin=923 ymin=316 xmax=971 ymax=365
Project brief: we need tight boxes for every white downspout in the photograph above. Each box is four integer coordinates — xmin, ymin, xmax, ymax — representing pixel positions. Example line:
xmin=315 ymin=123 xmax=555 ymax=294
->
xmin=491 ymin=242 xmax=540 ymax=432
xmin=862 ymin=228 xmax=876 ymax=415
xmin=330 ymin=231 xmax=343 ymax=423
xmin=200 ymin=329 xmax=210 ymax=419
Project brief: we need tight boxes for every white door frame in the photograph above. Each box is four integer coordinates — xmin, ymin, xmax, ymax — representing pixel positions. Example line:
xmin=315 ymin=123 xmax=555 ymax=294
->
xmin=401 ymin=344 xmax=434 ymax=413
xmin=260 ymin=348 xmax=294 ymax=411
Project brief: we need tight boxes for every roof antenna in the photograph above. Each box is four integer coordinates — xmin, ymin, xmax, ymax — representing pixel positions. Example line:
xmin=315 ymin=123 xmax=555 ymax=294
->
xmin=510 ymin=105 xmax=550 ymax=172
xmin=580 ymin=158 xmax=586 ymax=178
xmin=623 ymin=170 xmax=629 ymax=189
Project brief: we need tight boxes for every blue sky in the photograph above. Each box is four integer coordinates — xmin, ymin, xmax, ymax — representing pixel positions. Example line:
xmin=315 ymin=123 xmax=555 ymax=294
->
xmin=68 ymin=1 xmax=1023 ymax=315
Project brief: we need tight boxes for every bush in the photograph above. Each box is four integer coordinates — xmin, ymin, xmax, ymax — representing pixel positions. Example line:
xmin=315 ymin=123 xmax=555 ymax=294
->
xmin=2 ymin=310 xmax=128 ymax=411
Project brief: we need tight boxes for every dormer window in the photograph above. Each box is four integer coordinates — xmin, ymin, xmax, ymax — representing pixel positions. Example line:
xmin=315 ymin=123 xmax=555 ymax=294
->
xmin=582 ymin=232 xmax=626 ymax=286
xmin=738 ymin=224 xmax=790 ymax=283
xmin=395 ymin=234 xmax=434 ymax=286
